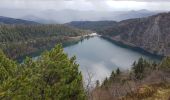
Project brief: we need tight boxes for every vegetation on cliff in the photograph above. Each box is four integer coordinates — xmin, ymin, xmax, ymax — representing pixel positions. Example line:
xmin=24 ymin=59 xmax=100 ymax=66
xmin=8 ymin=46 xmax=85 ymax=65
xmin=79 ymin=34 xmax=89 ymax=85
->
xmin=99 ymin=12 xmax=170 ymax=56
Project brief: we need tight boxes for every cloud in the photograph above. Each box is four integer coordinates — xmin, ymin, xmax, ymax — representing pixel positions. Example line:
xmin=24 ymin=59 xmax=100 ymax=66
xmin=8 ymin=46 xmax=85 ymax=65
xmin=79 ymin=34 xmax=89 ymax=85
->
xmin=0 ymin=0 xmax=110 ymax=11
xmin=0 ymin=0 xmax=170 ymax=11
xmin=2 ymin=0 xmax=170 ymax=1
xmin=115 ymin=0 xmax=170 ymax=1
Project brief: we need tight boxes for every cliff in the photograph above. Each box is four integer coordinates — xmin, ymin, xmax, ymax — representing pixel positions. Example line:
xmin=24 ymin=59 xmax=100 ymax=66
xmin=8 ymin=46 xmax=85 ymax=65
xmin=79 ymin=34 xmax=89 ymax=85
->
xmin=100 ymin=12 xmax=170 ymax=56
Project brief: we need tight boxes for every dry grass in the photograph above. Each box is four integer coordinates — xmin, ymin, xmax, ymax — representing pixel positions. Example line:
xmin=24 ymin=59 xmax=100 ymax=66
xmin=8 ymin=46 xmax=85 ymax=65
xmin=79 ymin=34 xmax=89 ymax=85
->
xmin=122 ymin=83 xmax=170 ymax=100
xmin=90 ymin=70 xmax=170 ymax=100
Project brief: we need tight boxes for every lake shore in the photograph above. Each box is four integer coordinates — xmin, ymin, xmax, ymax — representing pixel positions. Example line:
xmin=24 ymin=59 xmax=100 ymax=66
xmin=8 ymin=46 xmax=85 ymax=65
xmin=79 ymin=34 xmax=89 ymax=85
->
xmin=16 ymin=33 xmax=94 ymax=63
xmin=101 ymin=35 xmax=164 ymax=60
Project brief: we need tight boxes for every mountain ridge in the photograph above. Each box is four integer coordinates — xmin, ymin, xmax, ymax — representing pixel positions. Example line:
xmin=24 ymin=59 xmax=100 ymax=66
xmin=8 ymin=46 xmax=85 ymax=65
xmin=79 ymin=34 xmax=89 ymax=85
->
xmin=66 ymin=21 xmax=118 ymax=32
xmin=0 ymin=16 xmax=39 ymax=25
xmin=0 ymin=8 xmax=159 ymax=24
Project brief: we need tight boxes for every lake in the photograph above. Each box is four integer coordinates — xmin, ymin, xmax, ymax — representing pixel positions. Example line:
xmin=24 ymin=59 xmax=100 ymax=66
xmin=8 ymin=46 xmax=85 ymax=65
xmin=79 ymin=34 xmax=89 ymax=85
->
xmin=64 ymin=36 xmax=161 ymax=83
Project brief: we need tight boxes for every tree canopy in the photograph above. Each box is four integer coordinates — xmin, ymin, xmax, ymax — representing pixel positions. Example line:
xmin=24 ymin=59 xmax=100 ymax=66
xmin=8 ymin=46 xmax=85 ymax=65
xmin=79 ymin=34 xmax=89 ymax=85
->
xmin=0 ymin=24 xmax=90 ymax=59
xmin=0 ymin=44 xmax=86 ymax=100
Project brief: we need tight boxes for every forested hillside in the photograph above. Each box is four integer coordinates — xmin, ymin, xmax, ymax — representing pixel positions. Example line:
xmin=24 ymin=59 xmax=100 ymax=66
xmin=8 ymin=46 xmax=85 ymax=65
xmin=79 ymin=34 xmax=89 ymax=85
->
xmin=0 ymin=24 xmax=90 ymax=59
xmin=66 ymin=21 xmax=117 ymax=33
xmin=0 ymin=44 xmax=86 ymax=99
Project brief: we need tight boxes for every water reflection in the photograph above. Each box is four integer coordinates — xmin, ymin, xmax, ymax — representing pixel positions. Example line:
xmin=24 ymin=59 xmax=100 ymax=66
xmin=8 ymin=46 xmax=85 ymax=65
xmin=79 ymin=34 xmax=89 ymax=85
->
xmin=64 ymin=36 xmax=161 ymax=82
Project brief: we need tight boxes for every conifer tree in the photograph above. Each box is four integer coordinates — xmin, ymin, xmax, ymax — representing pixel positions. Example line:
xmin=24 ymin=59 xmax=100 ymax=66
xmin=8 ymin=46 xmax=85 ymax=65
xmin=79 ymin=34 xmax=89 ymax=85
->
xmin=0 ymin=44 xmax=86 ymax=100
xmin=132 ymin=57 xmax=145 ymax=79
xmin=116 ymin=68 xmax=120 ymax=75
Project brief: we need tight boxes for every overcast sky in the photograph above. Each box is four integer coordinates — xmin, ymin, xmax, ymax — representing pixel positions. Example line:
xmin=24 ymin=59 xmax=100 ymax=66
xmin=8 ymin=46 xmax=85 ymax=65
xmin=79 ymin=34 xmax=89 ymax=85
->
xmin=0 ymin=0 xmax=170 ymax=11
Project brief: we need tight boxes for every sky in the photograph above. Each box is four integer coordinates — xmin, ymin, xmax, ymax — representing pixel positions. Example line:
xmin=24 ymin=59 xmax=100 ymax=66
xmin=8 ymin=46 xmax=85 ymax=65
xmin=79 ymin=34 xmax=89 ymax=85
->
xmin=0 ymin=0 xmax=170 ymax=11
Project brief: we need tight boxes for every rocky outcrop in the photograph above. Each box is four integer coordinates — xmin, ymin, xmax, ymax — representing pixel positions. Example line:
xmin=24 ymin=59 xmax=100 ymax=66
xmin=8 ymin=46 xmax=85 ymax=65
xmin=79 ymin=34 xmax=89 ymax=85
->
xmin=100 ymin=12 xmax=170 ymax=56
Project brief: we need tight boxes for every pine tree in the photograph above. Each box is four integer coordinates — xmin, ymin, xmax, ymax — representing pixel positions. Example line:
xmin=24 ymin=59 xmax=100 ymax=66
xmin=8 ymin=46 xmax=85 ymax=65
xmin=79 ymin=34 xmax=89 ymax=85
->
xmin=96 ymin=80 xmax=100 ymax=87
xmin=110 ymin=70 xmax=115 ymax=79
xmin=160 ymin=57 xmax=170 ymax=71
xmin=132 ymin=57 xmax=145 ymax=80
xmin=116 ymin=68 xmax=120 ymax=75
xmin=102 ymin=77 xmax=108 ymax=87
xmin=0 ymin=44 xmax=86 ymax=100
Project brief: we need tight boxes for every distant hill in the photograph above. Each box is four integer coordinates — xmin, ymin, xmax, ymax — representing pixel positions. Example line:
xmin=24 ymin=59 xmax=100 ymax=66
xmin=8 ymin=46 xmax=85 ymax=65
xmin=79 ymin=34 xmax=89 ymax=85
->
xmin=112 ymin=9 xmax=158 ymax=21
xmin=0 ymin=8 xmax=160 ymax=24
xmin=21 ymin=9 xmax=158 ymax=24
xmin=0 ymin=16 xmax=39 ymax=25
xmin=21 ymin=15 xmax=56 ymax=24
xmin=66 ymin=21 xmax=117 ymax=32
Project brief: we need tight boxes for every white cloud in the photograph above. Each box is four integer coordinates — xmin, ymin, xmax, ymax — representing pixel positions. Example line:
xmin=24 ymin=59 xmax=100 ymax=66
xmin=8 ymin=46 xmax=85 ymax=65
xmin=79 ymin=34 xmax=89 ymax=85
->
xmin=114 ymin=0 xmax=170 ymax=2
xmin=106 ymin=1 xmax=147 ymax=10
xmin=0 ymin=0 xmax=170 ymax=11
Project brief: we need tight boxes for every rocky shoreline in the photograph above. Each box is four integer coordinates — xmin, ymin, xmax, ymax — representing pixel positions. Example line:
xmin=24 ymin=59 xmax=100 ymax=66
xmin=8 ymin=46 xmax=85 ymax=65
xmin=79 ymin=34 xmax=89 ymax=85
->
xmin=101 ymin=35 xmax=164 ymax=59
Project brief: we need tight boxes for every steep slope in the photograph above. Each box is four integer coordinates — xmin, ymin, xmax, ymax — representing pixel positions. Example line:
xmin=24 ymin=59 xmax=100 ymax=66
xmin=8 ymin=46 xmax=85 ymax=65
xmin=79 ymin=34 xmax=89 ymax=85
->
xmin=0 ymin=16 xmax=39 ymax=24
xmin=100 ymin=12 xmax=170 ymax=56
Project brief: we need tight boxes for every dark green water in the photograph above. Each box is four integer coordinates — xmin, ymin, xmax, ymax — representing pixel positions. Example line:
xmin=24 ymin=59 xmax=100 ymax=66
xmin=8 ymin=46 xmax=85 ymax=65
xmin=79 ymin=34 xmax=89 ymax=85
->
xmin=64 ymin=36 xmax=161 ymax=82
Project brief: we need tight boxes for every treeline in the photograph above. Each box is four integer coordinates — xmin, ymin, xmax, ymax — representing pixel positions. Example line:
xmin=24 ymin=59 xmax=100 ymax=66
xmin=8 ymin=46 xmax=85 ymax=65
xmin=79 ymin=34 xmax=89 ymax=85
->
xmin=67 ymin=21 xmax=118 ymax=33
xmin=0 ymin=44 xmax=86 ymax=100
xmin=92 ymin=57 xmax=170 ymax=100
xmin=0 ymin=24 xmax=90 ymax=59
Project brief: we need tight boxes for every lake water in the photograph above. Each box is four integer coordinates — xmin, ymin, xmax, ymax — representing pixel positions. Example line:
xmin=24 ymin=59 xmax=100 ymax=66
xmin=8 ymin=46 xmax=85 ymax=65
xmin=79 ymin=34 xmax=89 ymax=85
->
xmin=64 ymin=36 xmax=161 ymax=83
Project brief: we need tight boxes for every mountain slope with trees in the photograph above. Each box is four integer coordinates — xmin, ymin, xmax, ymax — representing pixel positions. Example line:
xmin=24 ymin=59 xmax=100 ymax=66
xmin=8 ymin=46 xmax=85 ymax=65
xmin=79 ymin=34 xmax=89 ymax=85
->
xmin=68 ymin=12 xmax=170 ymax=56
xmin=66 ymin=21 xmax=117 ymax=33
xmin=99 ymin=12 xmax=170 ymax=56
xmin=0 ymin=24 xmax=90 ymax=60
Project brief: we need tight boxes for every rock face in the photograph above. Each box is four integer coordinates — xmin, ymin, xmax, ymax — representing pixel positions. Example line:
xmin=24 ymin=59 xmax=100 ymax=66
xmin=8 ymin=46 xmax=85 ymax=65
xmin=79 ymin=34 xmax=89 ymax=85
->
xmin=100 ymin=12 xmax=170 ymax=56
